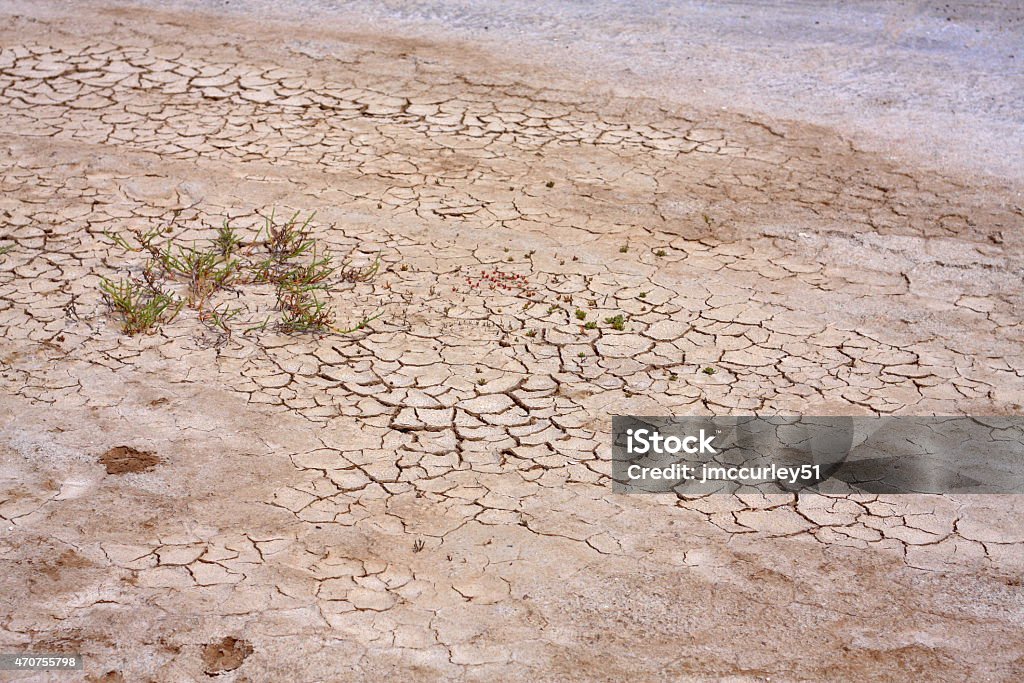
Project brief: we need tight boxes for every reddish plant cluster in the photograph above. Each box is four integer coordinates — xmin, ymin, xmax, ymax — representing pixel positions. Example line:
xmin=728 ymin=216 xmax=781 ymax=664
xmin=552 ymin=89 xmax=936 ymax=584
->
xmin=460 ymin=268 xmax=536 ymax=297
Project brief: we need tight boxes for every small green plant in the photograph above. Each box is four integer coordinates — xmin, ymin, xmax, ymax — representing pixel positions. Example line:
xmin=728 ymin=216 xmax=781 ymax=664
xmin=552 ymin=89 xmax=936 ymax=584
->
xmin=339 ymin=254 xmax=380 ymax=283
xmin=99 ymin=210 xmax=380 ymax=338
xmin=253 ymin=211 xmax=320 ymax=283
xmin=655 ymin=249 xmax=667 ymax=257
xmin=584 ymin=321 xmax=597 ymax=330
xmin=525 ymin=329 xmax=537 ymax=338
xmin=575 ymin=309 xmax=586 ymax=321
xmin=104 ymin=225 xmax=164 ymax=254
xmin=105 ymin=222 xmax=240 ymax=311
xmin=261 ymin=210 xmax=316 ymax=261
xmin=702 ymin=366 xmax=716 ymax=375
xmin=545 ymin=181 xmax=555 ymax=188
xmin=546 ymin=305 xmax=558 ymax=315
xmin=277 ymin=248 xmax=336 ymax=292
xmin=100 ymin=277 xmax=181 ymax=335
xmin=277 ymin=287 xmax=335 ymax=334
xmin=334 ymin=311 xmax=383 ymax=334
xmin=639 ymin=291 xmax=647 ymax=299
xmin=103 ymin=231 xmax=135 ymax=252
xmin=158 ymin=241 xmax=241 ymax=307
xmin=0 ymin=244 xmax=13 ymax=257
xmin=577 ymin=351 xmax=586 ymax=358
xmin=200 ymin=302 xmax=242 ymax=340
xmin=669 ymin=372 xmax=679 ymax=381
xmin=604 ymin=314 xmax=626 ymax=331
xmin=213 ymin=220 xmax=242 ymax=256
xmin=619 ymin=243 xmax=629 ymax=253
xmin=257 ymin=212 xmax=380 ymax=333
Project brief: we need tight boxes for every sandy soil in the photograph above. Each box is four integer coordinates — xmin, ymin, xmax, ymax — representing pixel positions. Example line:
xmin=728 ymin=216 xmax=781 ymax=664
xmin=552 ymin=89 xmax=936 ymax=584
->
xmin=1 ymin=1 xmax=1023 ymax=681
xmin=134 ymin=0 xmax=1024 ymax=180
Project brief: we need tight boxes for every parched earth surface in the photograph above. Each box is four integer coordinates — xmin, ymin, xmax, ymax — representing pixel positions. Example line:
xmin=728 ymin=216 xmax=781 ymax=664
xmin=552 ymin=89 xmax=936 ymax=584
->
xmin=1 ymin=2 xmax=1023 ymax=681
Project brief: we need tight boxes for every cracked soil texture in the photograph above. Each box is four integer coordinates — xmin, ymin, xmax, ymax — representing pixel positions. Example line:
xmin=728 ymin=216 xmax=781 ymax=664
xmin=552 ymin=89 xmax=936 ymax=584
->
xmin=1 ymin=1 xmax=1023 ymax=681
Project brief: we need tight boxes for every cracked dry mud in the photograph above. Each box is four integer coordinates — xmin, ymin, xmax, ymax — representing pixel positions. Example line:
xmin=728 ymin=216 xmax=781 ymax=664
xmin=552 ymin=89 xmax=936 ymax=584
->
xmin=1 ymin=2 xmax=1023 ymax=681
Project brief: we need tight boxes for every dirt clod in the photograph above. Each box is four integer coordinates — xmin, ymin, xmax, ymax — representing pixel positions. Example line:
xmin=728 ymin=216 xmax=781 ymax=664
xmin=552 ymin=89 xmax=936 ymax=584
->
xmin=201 ymin=637 xmax=253 ymax=675
xmin=99 ymin=446 xmax=160 ymax=474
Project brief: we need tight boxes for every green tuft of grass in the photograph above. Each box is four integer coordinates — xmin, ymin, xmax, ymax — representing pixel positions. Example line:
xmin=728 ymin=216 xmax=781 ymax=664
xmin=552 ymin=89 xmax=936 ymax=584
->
xmin=158 ymin=241 xmax=241 ymax=307
xmin=201 ymin=301 xmax=241 ymax=330
xmin=702 ymin=366 xmax=716 ymax=375
xmin=100 ymin=277 xmax=181 ymax=335
xmin=267 ymin=246 xmax=335 ymax=293
xmin=584 ymin=321 xmax=597 ymax=330
xmin=261 ymin=210 xmax=316 ymax=262
xmin=604 ymin=314 xmax=626 ymax=331
xmin=213 ymin=220 xmax=242 ymax=256
xmin=575 ymin=309 xmax=586 ymax=321
xmin=277 ymin=287 xmax=335 ymax=334
xmin=99 ymin=210 xmax=382 ymax=338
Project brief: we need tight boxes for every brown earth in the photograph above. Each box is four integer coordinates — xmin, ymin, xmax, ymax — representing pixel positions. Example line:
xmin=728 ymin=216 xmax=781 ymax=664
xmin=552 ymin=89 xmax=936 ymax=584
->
xmin=201 ymin=636 xmax=253 ymax=675
xmin=0 ymin=1 xmax=1022 ymax=681
xmin=99 ymin=447 xmax=160 ymax=475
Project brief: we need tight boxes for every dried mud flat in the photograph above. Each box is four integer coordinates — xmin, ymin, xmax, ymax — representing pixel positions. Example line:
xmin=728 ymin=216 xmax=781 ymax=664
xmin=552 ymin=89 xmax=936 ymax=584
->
xmin=1 ymin=1 xmax=1023 ymax=681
